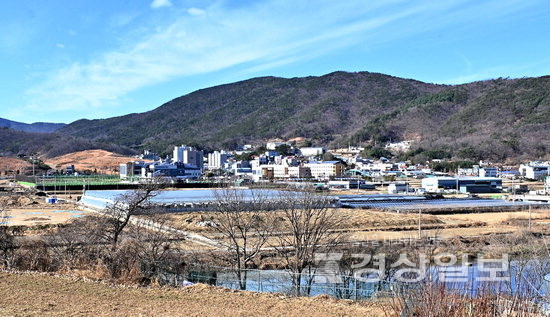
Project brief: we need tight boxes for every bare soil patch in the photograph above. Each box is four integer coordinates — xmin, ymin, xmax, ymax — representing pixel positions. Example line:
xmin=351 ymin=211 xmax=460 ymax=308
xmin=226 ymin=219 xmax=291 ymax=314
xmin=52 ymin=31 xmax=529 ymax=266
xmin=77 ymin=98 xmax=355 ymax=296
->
xmin=44 ymin=150 xmax=148 ymax=174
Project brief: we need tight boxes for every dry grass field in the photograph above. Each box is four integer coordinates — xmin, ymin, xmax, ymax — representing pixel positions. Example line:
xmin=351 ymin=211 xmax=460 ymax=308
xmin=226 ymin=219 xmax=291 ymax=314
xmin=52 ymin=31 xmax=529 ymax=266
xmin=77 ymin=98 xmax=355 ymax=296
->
xmin=162 ymin=207 xmax=550 ymax=245
xmin=0 ymin=272 xmax=385 ymax=317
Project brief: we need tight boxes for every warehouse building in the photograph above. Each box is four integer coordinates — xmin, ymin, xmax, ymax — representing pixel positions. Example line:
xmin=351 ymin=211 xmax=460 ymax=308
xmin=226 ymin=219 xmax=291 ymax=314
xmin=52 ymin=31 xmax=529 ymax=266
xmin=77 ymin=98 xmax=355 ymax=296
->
xmin=422 ymin=177 xmax=502 ymax=193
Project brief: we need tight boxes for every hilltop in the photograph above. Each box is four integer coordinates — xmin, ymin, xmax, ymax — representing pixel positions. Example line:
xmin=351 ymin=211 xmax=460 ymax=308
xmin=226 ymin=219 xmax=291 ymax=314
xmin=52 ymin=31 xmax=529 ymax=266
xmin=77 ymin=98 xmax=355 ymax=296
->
xmin=58 ymin=71 xmax=549 ymax=162
xmin=0 ymin=128 xmax=135 ymax=158
xmin=0 ymin=117 xmax=65 ymax=133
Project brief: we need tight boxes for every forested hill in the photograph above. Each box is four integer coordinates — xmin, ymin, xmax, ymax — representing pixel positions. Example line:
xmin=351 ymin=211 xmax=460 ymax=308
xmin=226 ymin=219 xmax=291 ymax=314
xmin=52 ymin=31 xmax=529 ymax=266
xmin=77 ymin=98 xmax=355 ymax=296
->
xmin=0 ymin=128 xmax=135 ymax=158
xmin=53 ymin=71 xmax=550 ymax=161
xmin=0 ymin=118 xmax=65 ymax=133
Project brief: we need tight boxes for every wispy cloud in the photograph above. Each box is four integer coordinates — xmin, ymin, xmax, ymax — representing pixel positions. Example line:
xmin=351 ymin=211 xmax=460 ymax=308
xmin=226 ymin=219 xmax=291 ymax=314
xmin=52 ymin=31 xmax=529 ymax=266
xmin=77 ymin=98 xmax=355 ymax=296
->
xmin=442 ymin=58 xmax=550 ymax=84
xmin=23 ymin=0 xmax=548 ymax=119
xmin=150 ymin=0 xmax=172 ymax=9
xmin=187 ymin=7 xmax=205 ymax=16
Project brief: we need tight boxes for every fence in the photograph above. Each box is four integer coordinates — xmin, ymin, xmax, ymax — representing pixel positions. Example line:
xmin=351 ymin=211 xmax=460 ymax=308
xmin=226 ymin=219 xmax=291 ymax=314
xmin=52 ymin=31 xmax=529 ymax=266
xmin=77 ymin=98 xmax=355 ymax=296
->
xmin=157 ymin=267 xmax=392 ymax=300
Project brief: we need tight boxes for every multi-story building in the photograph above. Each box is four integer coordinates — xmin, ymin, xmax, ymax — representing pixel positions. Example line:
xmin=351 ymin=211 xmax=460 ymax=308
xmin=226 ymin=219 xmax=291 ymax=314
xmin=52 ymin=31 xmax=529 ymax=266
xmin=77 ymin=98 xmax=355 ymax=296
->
xmin=299 ymin=147 xmax=325 ymax=157
xmin=207 ymin=151 xmax=229 ymax=170
xmin=142 ymin=162 xmax=201 ymax=179
xmin=304 ymin=161 xmax=345 ymax=179
xmin=519 ymin=162 xmax=550 ymax=180
xmin=479 ymin=167 xmax=498 ymax=178
xmin=173 ymin=145 xmax=204 ymax=169
xmin=119 ymin=161 xmax=148 ymax=179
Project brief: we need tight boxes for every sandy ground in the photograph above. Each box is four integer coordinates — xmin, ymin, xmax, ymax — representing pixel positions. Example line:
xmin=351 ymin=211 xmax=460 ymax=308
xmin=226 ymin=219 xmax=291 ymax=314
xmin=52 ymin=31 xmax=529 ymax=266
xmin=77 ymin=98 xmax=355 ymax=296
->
xmin=0 ymin=272 xmax=385 ymax=317
xmin=44 ymin=149 xmax=148 ymax=174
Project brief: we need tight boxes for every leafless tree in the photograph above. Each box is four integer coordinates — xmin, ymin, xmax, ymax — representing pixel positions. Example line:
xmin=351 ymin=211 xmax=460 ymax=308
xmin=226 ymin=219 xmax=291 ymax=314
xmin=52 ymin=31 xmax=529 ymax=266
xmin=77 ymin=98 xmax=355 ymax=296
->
xmin=129 ymin=214 xmax=180 ymax=284
xmin=211 ymin=187 xmax=277 ymax=290
xmin=102 ymin=179 xmax=165 ymax=252
xmin=275 ymin=189 xmax=344 ymax=296
xmin=97 ymin=178 xmax=166 ymax=278
xmin=47 ymin=215 xmax=106 ymax=270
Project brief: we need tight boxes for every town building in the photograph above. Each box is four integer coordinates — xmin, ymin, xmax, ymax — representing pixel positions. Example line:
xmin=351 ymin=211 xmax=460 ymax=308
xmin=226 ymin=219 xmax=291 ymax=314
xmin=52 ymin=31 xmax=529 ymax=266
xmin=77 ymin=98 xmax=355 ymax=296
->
xmin=327 ymin=180 xmax=374 ymax=190
xmin=119 ymin=161 xmax=148 ymax=179
xmin=519 ymin=162 xmax=550 ymax=180
xmin=384 ymin=140 xmax=412 ymax=152
xmin=422 ymin=177 xmax=502 ymax=193
xmin=173 ymin=145 xmax=204 ymax=169
xmin=266 ymin=141 xmax=290 ymax=150
xmin=142 ymin=162 xmax=201 ymax=179
xmin=388 ymin=182 xmax=409 ymax=194
xmin=479 ymin=167 xmax=498 ymax=178
xmin=207 ymin=151 xmax=229 ymax=170
xmin=231 ymin=161 xmax=253 ymax=177
xmin=304 ymin=161 xmax=345 ymax=178
xmin=299 ymin=147 xmax=325 ymax=157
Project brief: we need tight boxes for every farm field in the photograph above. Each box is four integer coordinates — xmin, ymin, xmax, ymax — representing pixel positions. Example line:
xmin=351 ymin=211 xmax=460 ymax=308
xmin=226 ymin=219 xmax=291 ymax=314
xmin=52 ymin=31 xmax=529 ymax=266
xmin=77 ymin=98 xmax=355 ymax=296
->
xmin=163 ymin=207 xmax=550 ymax=244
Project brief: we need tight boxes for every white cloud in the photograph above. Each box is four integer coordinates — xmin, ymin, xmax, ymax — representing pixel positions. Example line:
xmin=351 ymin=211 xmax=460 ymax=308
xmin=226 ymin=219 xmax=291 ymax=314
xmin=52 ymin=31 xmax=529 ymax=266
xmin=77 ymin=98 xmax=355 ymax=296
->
xmin=187 ymin=7 xmax=205 ymax=16
xmin=55 ymin=43 xmax=65 ymax=49
xmin=23 ymin=0 xmax=548 ymax=118
xmin=150 ymin=0 xmax=172 ymax=9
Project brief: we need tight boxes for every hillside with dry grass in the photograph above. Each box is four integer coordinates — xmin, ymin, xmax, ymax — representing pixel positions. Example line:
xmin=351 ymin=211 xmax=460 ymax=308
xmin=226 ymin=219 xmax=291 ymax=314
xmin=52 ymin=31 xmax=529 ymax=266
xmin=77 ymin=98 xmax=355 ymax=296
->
xmin=44 ymin=149 xmax=148 ymax=174
xmin=0 ymin=272 xmax=383 ymax=316
xmin=0 ymin=157 xmax=32 ymax=175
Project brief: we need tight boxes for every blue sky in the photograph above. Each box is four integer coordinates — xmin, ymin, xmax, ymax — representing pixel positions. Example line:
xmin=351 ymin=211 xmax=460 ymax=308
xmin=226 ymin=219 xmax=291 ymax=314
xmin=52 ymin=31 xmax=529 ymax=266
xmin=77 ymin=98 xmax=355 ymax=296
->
xmin=1 ymin=0 xmax=549 ymax=124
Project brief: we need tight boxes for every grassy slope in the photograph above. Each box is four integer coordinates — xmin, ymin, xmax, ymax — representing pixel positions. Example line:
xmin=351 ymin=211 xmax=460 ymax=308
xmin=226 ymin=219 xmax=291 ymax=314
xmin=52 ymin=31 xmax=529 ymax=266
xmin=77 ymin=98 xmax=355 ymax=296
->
xmin=0 ymin=271 xmax=382 ymax=317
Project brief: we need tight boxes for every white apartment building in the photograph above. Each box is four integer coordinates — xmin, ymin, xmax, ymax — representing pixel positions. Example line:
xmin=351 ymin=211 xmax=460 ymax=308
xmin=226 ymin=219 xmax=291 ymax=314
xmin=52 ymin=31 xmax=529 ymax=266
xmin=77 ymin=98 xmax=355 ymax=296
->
xmin=207 ymin=151 xmax=229 ymax=169
xmin=299 ymin=147 xmax=325 ymax=157
xmin=519 ymin=162 xmax=550 ymax=180
xmin=173 ymin=145 xmax=204 ymax=169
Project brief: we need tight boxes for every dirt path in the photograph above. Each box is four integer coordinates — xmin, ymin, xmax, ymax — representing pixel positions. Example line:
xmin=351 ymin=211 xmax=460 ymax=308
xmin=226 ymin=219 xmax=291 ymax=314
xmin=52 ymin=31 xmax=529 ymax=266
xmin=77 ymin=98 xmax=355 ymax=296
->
xmin=0 ymin=272 xmax=384 ymax=317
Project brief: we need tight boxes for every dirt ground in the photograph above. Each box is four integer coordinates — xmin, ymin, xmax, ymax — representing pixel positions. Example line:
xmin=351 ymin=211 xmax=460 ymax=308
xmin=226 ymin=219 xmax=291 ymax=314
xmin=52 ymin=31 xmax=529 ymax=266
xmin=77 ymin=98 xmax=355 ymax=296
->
xmin=0 ymin=272 xmax=385 ymax=317
xmin=44 ymin=149 xmax=148 ymax=174
xmin=3 ymin=208 xmax=88 ymax=226
xmin=1 ymin=191 xmax=83 ymax=227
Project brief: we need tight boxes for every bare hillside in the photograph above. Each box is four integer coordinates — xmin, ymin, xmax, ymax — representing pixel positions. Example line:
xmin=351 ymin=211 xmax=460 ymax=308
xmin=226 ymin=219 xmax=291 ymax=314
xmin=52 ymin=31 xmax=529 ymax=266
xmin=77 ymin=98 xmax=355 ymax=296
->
xmin=45 ymin=150 xmax=146 ymax=174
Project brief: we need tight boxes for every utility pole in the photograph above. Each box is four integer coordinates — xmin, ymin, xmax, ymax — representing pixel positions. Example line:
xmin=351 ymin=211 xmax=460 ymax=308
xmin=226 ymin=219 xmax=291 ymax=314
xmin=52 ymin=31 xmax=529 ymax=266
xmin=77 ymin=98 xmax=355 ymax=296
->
xmin=418 ymin=208 xmax=422 ymax=239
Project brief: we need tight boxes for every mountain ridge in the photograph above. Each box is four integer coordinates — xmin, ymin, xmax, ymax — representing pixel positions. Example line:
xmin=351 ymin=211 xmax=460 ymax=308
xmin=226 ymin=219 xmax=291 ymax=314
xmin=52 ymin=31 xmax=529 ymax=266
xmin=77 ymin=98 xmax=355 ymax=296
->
xmin=2 ymin=71 xmax=548 ymax=162
xmin=58 ymin=71 xmax=550 ymax=162
xmin=0 ymin=118 xmax=66 ymax=133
